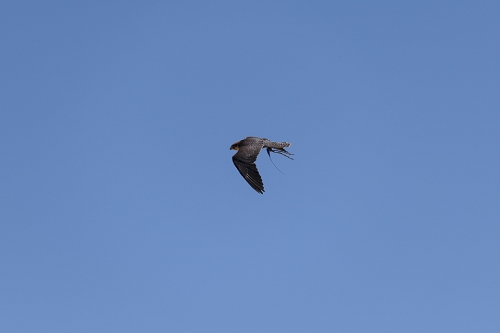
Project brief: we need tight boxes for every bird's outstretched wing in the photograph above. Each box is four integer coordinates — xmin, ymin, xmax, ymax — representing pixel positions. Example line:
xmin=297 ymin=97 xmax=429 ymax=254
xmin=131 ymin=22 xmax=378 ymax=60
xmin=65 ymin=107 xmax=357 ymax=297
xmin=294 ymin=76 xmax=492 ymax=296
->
xmin=232 ymin=154 xmax=264 ymax=194
xmin=232 ymin=138 xmax=265 ymax=193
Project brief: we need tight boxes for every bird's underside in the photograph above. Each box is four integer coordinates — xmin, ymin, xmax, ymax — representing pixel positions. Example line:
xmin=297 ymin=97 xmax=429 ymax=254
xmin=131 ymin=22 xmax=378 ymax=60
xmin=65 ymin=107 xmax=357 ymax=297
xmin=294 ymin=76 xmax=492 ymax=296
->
xmin=230 ymin=136 xmax=293 ymax=194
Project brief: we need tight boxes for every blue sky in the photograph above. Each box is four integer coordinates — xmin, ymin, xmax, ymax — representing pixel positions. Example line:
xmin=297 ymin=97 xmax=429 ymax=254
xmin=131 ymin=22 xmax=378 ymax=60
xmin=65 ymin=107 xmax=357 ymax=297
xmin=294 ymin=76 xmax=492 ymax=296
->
xmin=1 ymin=1 xmax=499 ymax=332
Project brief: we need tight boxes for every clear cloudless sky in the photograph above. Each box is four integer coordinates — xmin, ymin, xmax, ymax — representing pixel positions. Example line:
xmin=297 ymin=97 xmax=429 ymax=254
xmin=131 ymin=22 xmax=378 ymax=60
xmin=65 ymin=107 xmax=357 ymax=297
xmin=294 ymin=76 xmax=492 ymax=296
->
xmin=1 ymin=1 xmax=499 ymax=332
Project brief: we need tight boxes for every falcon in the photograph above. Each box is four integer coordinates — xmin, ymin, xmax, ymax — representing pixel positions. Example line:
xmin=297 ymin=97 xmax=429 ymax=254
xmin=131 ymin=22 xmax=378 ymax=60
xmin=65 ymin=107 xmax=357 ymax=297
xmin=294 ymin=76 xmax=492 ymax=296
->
xmin=230 ymin=136 xmax=293 ymax=194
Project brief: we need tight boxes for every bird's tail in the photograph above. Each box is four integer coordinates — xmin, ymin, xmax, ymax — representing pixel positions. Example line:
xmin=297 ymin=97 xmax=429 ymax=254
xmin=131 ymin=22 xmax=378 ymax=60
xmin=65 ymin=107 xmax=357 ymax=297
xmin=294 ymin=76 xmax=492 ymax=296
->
xmin=264 ymin=140 xmax=291 ymax=149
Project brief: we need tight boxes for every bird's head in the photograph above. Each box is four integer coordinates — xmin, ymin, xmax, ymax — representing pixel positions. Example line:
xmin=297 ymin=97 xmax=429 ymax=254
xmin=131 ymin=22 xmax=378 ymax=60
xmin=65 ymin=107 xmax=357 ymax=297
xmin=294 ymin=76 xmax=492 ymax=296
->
xmin=230 ymin=141 xmax=240 ymax=150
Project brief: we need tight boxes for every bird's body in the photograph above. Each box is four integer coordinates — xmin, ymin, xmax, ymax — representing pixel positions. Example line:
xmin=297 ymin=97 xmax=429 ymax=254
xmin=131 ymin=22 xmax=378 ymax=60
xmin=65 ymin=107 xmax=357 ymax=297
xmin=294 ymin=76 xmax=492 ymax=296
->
xmin=230 ymin=137 xmax=293 ymax=194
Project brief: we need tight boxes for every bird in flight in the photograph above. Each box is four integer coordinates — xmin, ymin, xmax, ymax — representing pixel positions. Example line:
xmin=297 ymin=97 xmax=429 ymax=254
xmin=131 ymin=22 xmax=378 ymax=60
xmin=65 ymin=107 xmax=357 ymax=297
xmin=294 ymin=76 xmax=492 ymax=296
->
xmin=230 ymin=136 xmax=293 ymax=194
